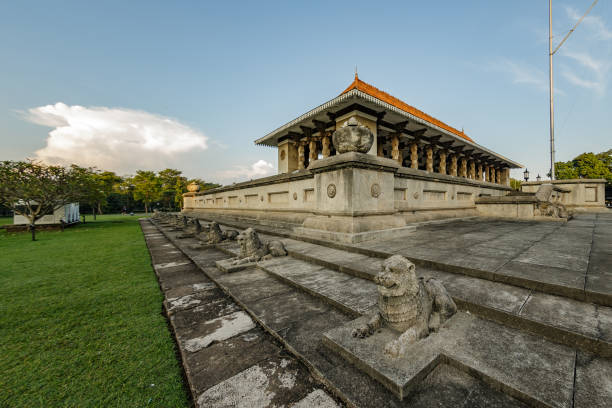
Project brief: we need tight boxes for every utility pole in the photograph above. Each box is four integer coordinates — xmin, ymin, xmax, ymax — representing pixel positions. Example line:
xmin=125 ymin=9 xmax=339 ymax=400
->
xmin=548 ymin=0 xmax=598 ymax=180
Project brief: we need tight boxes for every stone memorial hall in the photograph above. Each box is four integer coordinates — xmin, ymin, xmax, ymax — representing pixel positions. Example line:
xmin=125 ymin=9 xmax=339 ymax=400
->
xmin=145 ymin=76 xmax=611 ymax=407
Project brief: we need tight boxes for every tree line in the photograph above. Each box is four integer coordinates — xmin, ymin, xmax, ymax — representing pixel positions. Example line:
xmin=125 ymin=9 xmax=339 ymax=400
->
xmin=554 ymin=149 xmax=611 ymax=183
xmin=508 ymin=149 xmax=611 ymax=191
xmin=0 ymin=160 xmax=219 ymax=240
xmin=79 ymin=167 xmax=219 ymax=216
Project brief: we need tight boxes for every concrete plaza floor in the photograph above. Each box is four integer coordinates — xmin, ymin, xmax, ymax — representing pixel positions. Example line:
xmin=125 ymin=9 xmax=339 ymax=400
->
xmin=356 ymin=213 xmax=612 ymax=306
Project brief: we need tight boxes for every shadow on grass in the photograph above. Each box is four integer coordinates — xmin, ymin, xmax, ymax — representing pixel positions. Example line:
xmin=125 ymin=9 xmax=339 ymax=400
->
xmin=0 ymin=214 xmax=151 ymax=240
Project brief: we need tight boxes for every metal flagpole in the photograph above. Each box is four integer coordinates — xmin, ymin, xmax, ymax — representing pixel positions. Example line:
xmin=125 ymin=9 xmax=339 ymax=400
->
xmin=548 ymin=0 xmax=599 ymax=180
xmin=549 ymin=0 xmax=554 ymax=180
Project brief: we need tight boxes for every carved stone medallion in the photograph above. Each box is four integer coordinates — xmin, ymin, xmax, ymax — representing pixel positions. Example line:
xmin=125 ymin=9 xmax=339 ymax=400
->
xmin=327 ymin=183 xmax=337 ymax=198
xmin=413 ymin=192 xmax=419 ymax=199
xmin=371 ymin=183 xmax=381 ymax=198
xmin=293 ymin=192 xmax=298 ymax=200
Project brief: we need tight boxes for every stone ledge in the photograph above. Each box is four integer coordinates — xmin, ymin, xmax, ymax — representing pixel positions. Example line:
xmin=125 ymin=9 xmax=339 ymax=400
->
xmin=307 ymin=152 xmax=400 ymax=174
xmin=396 ymin=167 xmax=512 ymax=190
xmin=523 ymin=179 xmax=607 ymax=186
xmin=294 ymin=225 xmax=416 ymax=244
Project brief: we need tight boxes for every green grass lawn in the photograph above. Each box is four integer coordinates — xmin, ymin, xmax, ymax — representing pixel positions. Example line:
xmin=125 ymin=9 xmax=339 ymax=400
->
xmin=0 ymin=216 xmax=11 ymax=226
xmin=0 ymin=214 xmax=190 ymax=408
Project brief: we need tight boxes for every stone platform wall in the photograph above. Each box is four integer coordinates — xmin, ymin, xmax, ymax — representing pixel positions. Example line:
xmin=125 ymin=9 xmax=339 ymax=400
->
xmin=393 ymin=167 xmax=508 ymax=222
xmin=184 ymin=170 xmax=316 ymax=226
xmin=521 ymin=179 xmax=607 ymax=211
xmin=184 ymin=153 xmax=511 ymax=230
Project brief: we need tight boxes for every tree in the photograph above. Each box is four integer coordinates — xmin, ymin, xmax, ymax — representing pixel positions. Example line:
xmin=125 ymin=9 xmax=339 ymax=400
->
xmin=0 ymin=160 xmax=90 ymax=241
xmin=78 ymin=169 xmax=105 ymax=220
xmin=509 ymin=178 xmax=522 ymax=191
xmin=96 ymin=171 xmax=123 ymax=214
xmin=555 ymin=150 xmax=612 ymax=183
xmin=131 ymin=170 xmax=161 ymax=214
xmin=158 ymin=168 xmax=186 ymax=211
xmin=554 ymin=161 xmax=579 ymax=180
xmin=597 ymin=149 xmax=612 ymax=171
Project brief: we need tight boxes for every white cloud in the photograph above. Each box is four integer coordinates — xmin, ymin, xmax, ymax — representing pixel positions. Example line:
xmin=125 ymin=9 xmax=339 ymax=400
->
xmin=562 ymin=50 xmax=607 ymax=75
xmin=565 ymin=6 xmax=612 ymax=40
xmin=22 ymin=103 xmax=208 ymax=173
xmin=486 ymin=58 xmax=565 ymax=94
xmin=561 ymin=69 xmax=600 ymax=90
xmin=560 ymin=50 xmax=610 ymax=95
xmin=216 ymin=159 xmax=274 ymax=182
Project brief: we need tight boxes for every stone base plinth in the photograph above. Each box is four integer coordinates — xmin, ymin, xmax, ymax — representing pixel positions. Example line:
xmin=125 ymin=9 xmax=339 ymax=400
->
xmin=215 ymin=259 xmax=256 ymax=273
xmin=323 ymin=312 xmax=576 ymax=406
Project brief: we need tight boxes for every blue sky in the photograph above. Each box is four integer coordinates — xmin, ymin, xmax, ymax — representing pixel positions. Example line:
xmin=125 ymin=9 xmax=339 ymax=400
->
xmin=1 ymin=1 xmax=610 ymax=183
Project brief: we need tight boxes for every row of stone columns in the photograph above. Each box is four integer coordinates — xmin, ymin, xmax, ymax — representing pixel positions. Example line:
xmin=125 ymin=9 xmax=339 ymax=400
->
xmin=294 ymin=134 xmax=509 ymax=185
xmin=297 ymin=135 xmax=332 ymax=170
xmin=386 ymin=139 xmax=509 ymax=185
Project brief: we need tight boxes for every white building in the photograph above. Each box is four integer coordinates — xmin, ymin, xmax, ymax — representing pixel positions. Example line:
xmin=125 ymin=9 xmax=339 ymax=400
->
xmin=13 ymin=203 xmax=80 ymax=225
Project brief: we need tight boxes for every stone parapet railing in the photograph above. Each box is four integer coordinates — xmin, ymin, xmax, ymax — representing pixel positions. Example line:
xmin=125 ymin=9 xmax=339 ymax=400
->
xmin=521 ymin=179 xmax=606 ymax=210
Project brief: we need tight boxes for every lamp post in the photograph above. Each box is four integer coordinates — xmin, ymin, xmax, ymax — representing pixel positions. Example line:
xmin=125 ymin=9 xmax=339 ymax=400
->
xmin=536 ymin=174 xmax=542 ymax=182
xmin=523 ymin=169 xmax=530 ymax=182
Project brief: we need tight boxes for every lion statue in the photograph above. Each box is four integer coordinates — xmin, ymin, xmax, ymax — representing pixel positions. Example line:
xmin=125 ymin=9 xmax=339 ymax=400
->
xmin=231 ymin=228 xmax=287 ymax=265
xmin=207 ymin=221 xmax=225 ymax=244
xmin=352 ymin=255 xmax=456 ymax=358
xmin=205 ymin=221 xmax=239 ymax=244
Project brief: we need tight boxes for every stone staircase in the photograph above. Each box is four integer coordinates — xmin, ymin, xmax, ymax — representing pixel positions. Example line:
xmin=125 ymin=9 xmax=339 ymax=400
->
xmin=214 ymin=233 xmax=612 ymax=358
xmin=151 ymin=217 xmax=612 ymax=408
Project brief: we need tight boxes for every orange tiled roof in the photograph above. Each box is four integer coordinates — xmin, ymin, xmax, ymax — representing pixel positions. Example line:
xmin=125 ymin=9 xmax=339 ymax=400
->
xmin=341 ymin=74 xmax=474 ymax=143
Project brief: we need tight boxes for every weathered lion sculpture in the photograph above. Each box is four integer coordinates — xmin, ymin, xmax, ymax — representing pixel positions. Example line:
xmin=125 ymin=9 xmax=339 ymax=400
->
xmin=230 ymin=228 xmax=287 ymax=265
xmin=352 ymin=255 xmax=457 ymax=358
xmin=206 ymin=221 xmax=239 ymax=244
xmin=207 ymin=221 xmax=225 ymax=244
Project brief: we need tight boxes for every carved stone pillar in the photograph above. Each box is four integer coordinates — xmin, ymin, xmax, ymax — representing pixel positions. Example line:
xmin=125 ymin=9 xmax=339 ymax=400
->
xmin=503 ymin=168 xmax=510 ymax=186
xmin=321 ymin=135 xmax=331 ymax=158
xmin=309 ymin=139 xmax=318 ymax=162
xmin=426 ymin=146 xmax=434 ymax=172
xmin=477 ymin=163 xmax=483 ymax=181
xmin=450 ymin=154 xmax=458 ymax=177
xmin=391 ymin=135 xmax=400 ymax=164
xmin=469 ymin=160 xmax=476 ymax=179
xmin=460 ymin=157 xmax=467 ymax=178
xmin=490 ymin=167 xmax=496 ymax=183
xmin=410 ymin=142 xmax=418 ymax=169
xmin=298 ymin=142 xmax=305 ymax=170
xmin=496 ymin=168 xmax=501 ymax=185
xmin=438 ymin=150 xmax=447 ymax=174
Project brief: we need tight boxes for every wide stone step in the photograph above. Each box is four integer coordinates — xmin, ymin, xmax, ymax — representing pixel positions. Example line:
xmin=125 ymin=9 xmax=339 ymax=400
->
xmin=258 ymin=256 xmax=612 ymax=358
xmin=259 ymin=257 xmax=377 ymax=317
xmin=181 ymin=215 xmax=612 ymax=308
